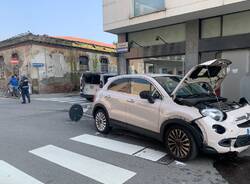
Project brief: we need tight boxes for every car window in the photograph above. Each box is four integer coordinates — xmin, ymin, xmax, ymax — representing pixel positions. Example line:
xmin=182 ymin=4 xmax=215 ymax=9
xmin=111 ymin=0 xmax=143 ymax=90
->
xmin=154 ymin=76 xmax=181 ymax=94
xmin=83 ymin=74 xmax=100 ymax=84
xmin=108 ymin=78 xmax=130 ymax=93
xmin=131 ymin=78 xmax=161 ymax=99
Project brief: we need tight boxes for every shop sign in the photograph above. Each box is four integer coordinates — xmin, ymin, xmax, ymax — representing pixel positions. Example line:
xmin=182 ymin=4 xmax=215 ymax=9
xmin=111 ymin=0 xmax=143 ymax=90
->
xmin=32 ymin=63 xmax=45 ymax=68
xmin=117 ymin=42 xmax=129 ymax=53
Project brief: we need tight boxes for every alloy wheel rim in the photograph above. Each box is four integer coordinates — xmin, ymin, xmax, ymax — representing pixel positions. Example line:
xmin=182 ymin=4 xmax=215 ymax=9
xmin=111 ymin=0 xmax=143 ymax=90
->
xmin=167 ymin=129 xmax=191 ymax=159
xmin=95 ymin=112 xmax=107 ymax=131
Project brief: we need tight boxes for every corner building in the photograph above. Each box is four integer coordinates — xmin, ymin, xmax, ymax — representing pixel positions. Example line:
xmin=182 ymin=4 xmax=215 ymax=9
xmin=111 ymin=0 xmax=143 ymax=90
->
xmin=103 ymin=0 xmax=250 ymax=101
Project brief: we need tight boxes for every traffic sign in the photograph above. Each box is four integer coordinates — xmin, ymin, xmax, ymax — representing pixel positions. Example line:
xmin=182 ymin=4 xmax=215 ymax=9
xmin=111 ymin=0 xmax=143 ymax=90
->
xmin=32 ymin=63 xmax=45 ymax=68
xmin=117 ymin=42 xmax=129 ymax=53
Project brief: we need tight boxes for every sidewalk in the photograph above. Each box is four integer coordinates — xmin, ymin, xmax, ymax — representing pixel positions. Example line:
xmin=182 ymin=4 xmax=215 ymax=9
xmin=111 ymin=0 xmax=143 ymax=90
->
xmin=0 ymin=91 xmax=80 ymax=99
xmin=31 ymin=92 xmax=80 ymax=99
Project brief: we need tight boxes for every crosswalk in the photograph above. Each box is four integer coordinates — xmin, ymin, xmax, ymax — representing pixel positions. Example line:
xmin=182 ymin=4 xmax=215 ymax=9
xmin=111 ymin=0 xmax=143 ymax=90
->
xmin=71 ymin=134 xmax=167 ymax=162
xmin=0 ymin=161 xmax=44 ymax=184
xmin=0 ymin=133 xmax=168 ymax=184
xmin=33 ymin=96 xmax=92 ymax=106
xmin=30 ymin=145 xmax=136 ymax=184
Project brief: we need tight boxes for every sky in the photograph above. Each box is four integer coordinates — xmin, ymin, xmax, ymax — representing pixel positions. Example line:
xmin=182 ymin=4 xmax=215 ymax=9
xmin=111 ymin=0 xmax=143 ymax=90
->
xmin=0 ymin=0 xmax=117 ymax=44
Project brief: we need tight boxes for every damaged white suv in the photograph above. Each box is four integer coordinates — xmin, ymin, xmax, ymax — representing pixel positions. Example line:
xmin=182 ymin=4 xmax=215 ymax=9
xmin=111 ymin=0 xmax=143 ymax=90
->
xmin=92 ymin=59 xmax=250 ymax=161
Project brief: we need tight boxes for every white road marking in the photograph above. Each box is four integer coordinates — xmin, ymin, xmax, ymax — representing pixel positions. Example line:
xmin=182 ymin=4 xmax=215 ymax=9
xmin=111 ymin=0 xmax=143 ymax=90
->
xmin=71 ymin=134 xmax=144 ymax=155
xmin=83 ymin=108 xmax=89 ymax=113
xmin=69 ymin=102 xmax=91 ymax=105
xmin=33 ymin=97 xmax=90 ymax=105
xmin=70 ymin=134 xmax=167 ymax=161
xmin=82 ymin=114 xmax=93 ymax=119
xmin=0 ymin=160 xmax=44 ymax=184
xmin=30 ymin=145 xmax=136 ymax=184
xmin=133 ymin=148 xmax=167 ymax=161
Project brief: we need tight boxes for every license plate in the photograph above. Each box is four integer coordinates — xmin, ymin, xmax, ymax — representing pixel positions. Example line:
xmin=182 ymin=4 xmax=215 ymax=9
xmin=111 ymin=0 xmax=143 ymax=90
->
xmin=247 ymin=128 xmax=250 ymax=135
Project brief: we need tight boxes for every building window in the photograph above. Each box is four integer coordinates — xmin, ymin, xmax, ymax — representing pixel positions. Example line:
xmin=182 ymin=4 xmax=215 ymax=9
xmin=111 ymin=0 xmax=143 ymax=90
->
xmin=79 ymin=56 xmax=89 ymax=72
xmin=223 ymin=11 xmax=250 ymax=36
xmin=128 ymin=55 xmax=185 ymax=75
xmin=134 ymin=0 xmax=165 ymax=17
xmin=201 ymin=17 xmax=222 ymax=38
xmin=100 ymin=57 xmax=109 ymax=73
xmin=0 ymin=56 xmax=5 ymax=79
xmin=11 ymin=53 xmax=20 ymax=76
xmin=128 ymin=23 xmax=186 ymax=47
xmin=201 ymin=11 xmax=250 ymax=39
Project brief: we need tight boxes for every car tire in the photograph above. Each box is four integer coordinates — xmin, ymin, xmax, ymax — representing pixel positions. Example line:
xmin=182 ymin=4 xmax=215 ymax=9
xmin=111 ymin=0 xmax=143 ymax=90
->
xmin=69 ymin=104 xmax=83 ymax=122
xmin=165 ymin=125 xmax=198 ymax=161
xmin=94 ymin=109 xmax=111 ymax=134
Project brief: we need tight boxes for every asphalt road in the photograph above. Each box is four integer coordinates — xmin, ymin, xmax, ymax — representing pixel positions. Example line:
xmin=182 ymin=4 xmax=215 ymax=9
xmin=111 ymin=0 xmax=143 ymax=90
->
xmin=0 ymin=95 xmax=249 ymax=184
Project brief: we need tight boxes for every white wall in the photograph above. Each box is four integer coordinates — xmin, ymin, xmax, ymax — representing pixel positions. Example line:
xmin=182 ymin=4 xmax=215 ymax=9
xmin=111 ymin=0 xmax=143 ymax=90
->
xmin=103 ymin=0 xmax=249 ymax=33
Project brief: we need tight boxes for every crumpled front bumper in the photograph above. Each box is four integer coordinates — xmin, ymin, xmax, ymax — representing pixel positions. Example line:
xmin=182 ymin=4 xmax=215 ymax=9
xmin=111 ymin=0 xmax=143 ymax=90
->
xmin=195 ymin=105 xmax=250 ymax=154
xmin=219 ymin=135 xmax=250 ymax=148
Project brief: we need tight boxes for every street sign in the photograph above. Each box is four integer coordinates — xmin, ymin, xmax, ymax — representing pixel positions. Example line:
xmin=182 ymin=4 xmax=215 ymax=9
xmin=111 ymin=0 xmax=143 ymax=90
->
xmin=10 ymin=59 xmax=19 ymax=65
xmin=32 ymin=63 xmax=45 ymax=68
xmin=117 ymin=42 xmax=129 ymax=53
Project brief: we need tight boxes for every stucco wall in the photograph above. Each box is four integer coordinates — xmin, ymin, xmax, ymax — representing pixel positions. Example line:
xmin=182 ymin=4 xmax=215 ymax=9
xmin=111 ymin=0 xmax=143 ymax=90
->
xmin=0 ymin=44 xmax=117 ymax=93
xmin=0 ymin=44 xmax=31 ymax=90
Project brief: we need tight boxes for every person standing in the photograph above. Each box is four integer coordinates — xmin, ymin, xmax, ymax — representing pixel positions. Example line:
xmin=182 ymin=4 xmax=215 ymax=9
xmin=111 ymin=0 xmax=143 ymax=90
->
xmin=19 ymin=75 xmax=30 ymax=104
xmin=8 ymin=75 xmax=19 ymax=97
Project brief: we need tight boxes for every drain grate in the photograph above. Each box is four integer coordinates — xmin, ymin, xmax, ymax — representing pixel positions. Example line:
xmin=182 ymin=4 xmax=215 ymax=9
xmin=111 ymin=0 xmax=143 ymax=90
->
xmin=158 ymin=155 xmax=174 ymax=165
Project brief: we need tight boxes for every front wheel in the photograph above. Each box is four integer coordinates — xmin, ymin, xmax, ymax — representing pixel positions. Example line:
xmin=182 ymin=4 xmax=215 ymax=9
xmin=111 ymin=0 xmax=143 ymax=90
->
xmin=165 ymin=125 xmax=198 ymax=161
xmin=94 ymin=109 xmax=111 ymax=134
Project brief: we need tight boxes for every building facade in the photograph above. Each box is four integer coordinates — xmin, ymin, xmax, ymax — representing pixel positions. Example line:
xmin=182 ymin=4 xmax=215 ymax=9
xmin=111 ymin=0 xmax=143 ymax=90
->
xmin=0 ymin=33 xmax=117 ymax=93
xmin=103 ymin=0 xmax=250 ymax=101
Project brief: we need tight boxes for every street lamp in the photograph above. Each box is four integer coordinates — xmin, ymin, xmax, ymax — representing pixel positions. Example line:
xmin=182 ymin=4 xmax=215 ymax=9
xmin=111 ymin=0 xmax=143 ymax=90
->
xmin=155 ymin=36 xmax=168 ymax=45
xmin=129 ymin=40 xmax=143 ymax=48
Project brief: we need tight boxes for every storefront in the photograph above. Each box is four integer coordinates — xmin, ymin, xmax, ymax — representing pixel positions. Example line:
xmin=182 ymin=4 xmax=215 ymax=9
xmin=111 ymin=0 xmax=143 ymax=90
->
xmin=128 ymin=55 xmax=185 ymax=75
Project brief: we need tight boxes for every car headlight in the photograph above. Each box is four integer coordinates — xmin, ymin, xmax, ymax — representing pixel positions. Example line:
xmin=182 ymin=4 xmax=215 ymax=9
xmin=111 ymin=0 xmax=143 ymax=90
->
xmin=201 ymin=108 xmax=224 ymax=122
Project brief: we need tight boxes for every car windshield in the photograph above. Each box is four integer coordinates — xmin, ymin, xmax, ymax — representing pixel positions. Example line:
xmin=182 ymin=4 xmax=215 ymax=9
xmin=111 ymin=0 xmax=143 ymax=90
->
xmin=154 ymin=76 xmax=214 ymax=98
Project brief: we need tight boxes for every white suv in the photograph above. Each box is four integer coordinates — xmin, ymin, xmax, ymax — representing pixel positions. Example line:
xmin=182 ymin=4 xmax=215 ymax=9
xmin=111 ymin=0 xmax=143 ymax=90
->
xmin=92 ymin=59 xmax=250 ymax=161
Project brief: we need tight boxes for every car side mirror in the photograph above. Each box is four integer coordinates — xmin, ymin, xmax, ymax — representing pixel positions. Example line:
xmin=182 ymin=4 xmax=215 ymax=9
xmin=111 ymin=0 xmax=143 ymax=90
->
xmin=139 ymin=91 xmax=155 ymax=104
xmin=239 ymin=97 xmax=249 ymax=105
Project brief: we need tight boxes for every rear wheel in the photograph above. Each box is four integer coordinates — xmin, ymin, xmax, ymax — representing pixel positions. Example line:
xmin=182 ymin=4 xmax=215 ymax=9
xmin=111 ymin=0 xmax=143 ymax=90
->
xmin=165 ymin=125 xmax=198 ymax=161
xmin=94 ymin=109 xmax=110 ymax=134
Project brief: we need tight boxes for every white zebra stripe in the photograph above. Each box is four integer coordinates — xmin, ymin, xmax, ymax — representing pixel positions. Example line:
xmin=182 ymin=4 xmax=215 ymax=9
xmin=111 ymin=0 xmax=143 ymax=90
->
xmin=0 ymin=161 xmax=43 ymax=184
xmin=71 ymin=134 xmax=144 ymax=155
xmin=71 ymin=134 xmax=167 ymax=161
xmin=30 ymin=145 xmax=136 ymax=184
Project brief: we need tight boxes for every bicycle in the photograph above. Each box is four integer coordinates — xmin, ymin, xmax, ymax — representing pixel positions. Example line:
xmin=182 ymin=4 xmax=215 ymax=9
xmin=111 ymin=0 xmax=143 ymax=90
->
xmin=0 ymin=86 xmax=9 ymax=97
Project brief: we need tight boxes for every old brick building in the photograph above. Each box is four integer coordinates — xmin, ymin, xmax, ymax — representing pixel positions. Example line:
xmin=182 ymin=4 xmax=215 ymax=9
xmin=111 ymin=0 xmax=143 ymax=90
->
xmin=0 ymin=33 xmax=117 ymax=93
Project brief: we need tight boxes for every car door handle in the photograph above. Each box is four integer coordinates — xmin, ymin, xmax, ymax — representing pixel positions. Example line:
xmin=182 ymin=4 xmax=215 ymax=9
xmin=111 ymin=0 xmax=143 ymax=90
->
xmin=127 ymin=99 xmax=135 ymax=103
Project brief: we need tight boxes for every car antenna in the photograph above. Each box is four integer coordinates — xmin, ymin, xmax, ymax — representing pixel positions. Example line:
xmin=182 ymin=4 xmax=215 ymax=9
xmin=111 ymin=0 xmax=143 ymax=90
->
xmin=206 ymin=65 xmax=222 ymax=110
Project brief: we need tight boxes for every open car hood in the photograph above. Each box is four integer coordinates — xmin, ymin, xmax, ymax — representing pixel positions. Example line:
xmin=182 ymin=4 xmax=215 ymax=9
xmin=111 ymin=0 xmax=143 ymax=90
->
xmin=171 ymin=59 xmax=232 ymax=97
